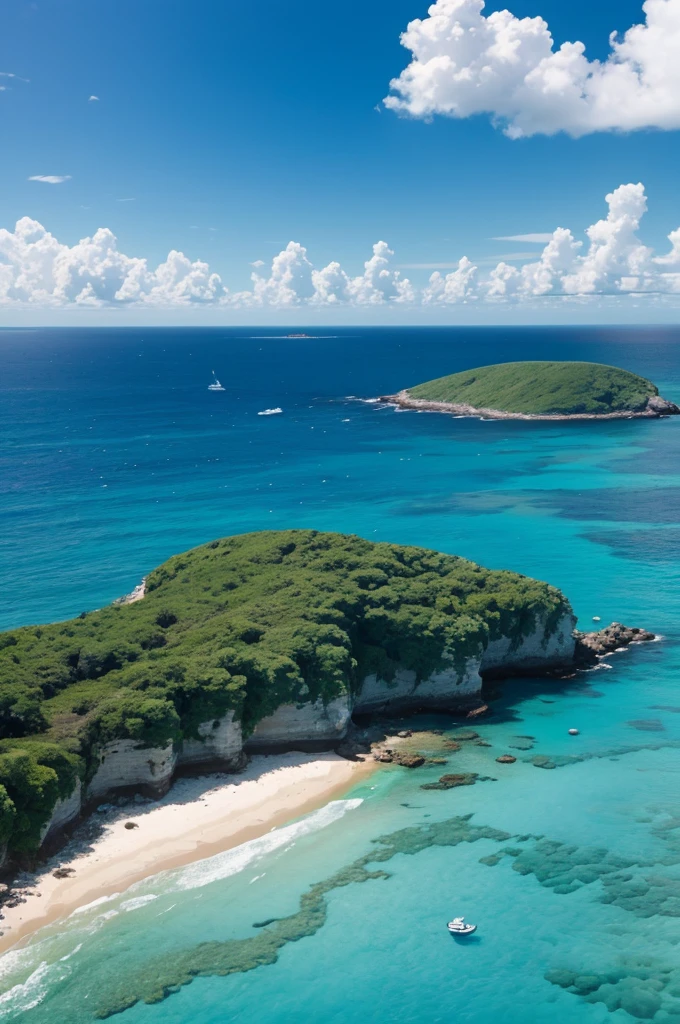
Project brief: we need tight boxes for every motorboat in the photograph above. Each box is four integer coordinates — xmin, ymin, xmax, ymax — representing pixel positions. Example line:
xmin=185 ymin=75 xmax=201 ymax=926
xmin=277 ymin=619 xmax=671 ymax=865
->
xmin=447 ymin=916 xmax=477 ymax=936
xmin=208 ymin=373 xmax=225 ymax=391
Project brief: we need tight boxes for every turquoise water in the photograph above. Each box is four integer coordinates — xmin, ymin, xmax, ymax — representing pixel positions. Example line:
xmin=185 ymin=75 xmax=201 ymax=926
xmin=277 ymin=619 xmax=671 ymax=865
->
xmin=1 ymin=326 xmax=679 ymax=1022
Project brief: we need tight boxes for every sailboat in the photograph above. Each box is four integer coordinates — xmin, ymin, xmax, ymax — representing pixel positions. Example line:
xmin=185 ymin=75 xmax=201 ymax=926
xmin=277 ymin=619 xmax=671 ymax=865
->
xmin=208 ymin=372 xmax=225 ymax=391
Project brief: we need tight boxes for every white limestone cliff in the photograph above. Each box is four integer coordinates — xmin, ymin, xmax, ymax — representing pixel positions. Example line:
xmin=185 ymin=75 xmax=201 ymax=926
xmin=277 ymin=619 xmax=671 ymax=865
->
xmin=480 ymin=611 xmax=576 ymax=675
xmin=178 ymin=712 xmax=244 ymax=768
xmin=245 ymin=696 xmax=352 ymax=751
xmin=40 ymin=779 xmax=82 ymax=844
xmin=354 ymin=657 xmax=482 ymax=714
xmin=87 ymin=740 xmax=177 ymax=800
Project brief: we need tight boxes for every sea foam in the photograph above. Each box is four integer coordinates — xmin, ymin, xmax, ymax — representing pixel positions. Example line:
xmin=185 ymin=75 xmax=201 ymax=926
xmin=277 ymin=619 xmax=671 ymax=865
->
xmin=151 ymin=798 xmax=363 ymax=894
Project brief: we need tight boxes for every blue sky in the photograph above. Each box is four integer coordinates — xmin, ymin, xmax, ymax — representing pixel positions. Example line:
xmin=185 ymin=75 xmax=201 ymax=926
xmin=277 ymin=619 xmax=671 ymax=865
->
xmin=2 ymin=0 xmax=680 ymax=323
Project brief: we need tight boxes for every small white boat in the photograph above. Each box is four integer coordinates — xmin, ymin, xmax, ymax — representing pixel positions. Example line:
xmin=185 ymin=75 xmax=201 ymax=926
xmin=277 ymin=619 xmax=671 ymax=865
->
xmin=257 ymin=407 xmax=283 ymax=416
xmin=208 ymin=372 xmax=225 ymax=391
xmin=447 ymin=916 xmax=477 ymax=936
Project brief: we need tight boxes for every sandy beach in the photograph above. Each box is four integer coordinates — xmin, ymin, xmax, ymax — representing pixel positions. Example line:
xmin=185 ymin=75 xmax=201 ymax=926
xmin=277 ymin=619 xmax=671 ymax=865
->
xmin=0 ymin=752 xmax=372 ymax=955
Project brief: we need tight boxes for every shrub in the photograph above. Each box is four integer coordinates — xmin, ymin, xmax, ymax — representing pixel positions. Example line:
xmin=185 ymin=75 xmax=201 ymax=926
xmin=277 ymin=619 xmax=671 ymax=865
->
xmin=0 ymin=682 xmax=48 ymax=738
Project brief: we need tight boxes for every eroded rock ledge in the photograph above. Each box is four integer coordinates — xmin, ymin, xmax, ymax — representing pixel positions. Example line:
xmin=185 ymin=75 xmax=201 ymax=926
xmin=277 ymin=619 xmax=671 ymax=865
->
xmin=378 ymin=391 xmax=680 ymax=421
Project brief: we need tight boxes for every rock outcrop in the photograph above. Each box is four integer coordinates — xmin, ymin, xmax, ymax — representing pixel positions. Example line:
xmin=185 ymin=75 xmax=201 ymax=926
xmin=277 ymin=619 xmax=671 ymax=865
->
xmin=372 ymin=750 xmax=426 ymax=768
xmin=421 ymin=772 xmax=479 ymax=790
xmin=573 ymin=623 xmax=656 ymax=667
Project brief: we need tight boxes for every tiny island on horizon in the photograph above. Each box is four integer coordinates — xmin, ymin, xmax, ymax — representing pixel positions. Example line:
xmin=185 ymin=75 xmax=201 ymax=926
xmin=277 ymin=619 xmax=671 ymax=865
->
xmin=379 ymin=360 xmax=680 ymax=421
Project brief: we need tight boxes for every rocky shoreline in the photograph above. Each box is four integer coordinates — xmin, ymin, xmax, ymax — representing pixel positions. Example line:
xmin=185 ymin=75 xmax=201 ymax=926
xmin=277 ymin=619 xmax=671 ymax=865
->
xmin=378 ymin=391 xmax=680 ymax=421
xmin=573 ymin=622 xmax=657 ymax=666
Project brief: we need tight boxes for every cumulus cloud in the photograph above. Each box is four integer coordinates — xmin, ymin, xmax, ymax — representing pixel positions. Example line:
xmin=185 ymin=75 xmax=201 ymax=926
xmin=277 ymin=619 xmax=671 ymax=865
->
xmin=2 ymin=185 xmax=680 ymax=307
xmin=385 ymin=0 xmax=680 ymax=137
xmin=242 ymin=240 xmax=413 ymax=306
xmin=249 ymin=241 xmax=316 ymax=305
xmin=89 ymin=95 xmax=99 ymax=102
xmin=347 ymin=241 xmax=415 ymax=304
xmin=423 ymin=257 xmax=478 ymax=303
xmin=0 ymin=219 xmax=227 ymax=306
xmin=28 ymin=175 xmax=72 ymax=184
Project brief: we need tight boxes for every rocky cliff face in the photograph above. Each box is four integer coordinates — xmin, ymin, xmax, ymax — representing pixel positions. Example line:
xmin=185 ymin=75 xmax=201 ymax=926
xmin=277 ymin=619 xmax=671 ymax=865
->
xmin=480 ymin=611 xmax=576 ymax=675
xmin=36 ymin=716 xmax=246 ymax=854
xmin=354 ymin=657 xmax=482 ymax=715
xmin=244 ymin=696 xmax=352 ymax=752
xmin=178 ymin=712 xmax=245 ymax=770
xmin=87 ymin=740 xmax=177 ymax=800
xmin=40 ymin=780 xmax=82 ymax=844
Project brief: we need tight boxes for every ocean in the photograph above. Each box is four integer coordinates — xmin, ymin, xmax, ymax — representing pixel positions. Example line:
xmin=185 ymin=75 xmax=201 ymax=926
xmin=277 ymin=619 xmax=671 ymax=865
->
xmin=1 ymin=325 xmax=679 ymax=1023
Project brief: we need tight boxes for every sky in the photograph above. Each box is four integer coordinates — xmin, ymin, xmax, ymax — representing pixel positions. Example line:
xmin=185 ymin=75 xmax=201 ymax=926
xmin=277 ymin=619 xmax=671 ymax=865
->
xmin=2 ymin=0 xmax=680 ymax=324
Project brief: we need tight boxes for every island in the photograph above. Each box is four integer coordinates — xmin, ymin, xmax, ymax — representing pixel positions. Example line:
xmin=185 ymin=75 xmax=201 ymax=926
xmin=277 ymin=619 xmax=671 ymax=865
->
xmin=379 ymin=361 xmax=680 ymax=420
xmin=0 ymin=529 xmax=579 ymax=865
xmin=0 ymin=529 xmax=653 ymax=870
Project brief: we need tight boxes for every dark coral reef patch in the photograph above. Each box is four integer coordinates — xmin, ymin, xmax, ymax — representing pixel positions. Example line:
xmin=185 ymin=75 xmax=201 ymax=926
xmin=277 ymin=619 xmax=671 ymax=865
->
xmin=546 ymin=957 xmax=680 ymax=1020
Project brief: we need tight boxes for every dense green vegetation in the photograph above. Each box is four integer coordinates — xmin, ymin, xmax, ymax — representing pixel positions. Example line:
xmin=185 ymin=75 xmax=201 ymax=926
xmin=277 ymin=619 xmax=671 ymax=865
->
xmin=0 ymin=530 xmax=571 ymax=855
xmin=407 ymin=361 xmax=658 ymax=416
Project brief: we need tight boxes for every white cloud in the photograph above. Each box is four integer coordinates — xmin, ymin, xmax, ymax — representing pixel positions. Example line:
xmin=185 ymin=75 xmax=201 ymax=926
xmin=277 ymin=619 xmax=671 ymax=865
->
xmin=423 ymin=257 xmax=478 ymax=303
xmin=2 ymin=184 xmax=680 ymax=308
xmin=0 ymin=218 xmax=227 ymax=306
xmin=492 ymin=234 xmax=554 ymax=243
xmin=244 ymin=240 xmax=414 ymax=307
xmin=89 ymin=95 xmax=99 ymax=102
xmin=249 ymin=241 xmax=316 ymax=306
xmin=28 ymin=175 xmax=72 ymax=184
xmin=311 ymin=260 xmax=351 ymax=304
xmin=0 ymin=72 xmax=29 ymax=90
xmin=562 ymin=184 xmax=651 ymax=294
xmin=346 ymin=241 xmax=414 ymax=304
xmin=385 ymin=0 xmax=680 ymax=138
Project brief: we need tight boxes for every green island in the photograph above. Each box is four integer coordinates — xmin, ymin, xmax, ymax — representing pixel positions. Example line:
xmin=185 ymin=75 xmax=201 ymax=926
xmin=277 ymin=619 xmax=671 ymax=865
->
xmin=381 ymin=360 xmax=680 ymax=419
xmin=0 ymin=529 xmax=570 ymax=857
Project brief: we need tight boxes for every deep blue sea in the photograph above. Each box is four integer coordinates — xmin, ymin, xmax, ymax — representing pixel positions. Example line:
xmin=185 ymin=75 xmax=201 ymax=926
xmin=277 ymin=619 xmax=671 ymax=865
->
xmin=1 ymin=326 xmax=680 ymax=1023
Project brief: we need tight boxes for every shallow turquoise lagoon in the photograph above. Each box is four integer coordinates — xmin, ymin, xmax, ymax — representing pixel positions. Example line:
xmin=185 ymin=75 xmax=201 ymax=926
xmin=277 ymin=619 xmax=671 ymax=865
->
xmin=1 ymin=326 xmax=679 ymax=1022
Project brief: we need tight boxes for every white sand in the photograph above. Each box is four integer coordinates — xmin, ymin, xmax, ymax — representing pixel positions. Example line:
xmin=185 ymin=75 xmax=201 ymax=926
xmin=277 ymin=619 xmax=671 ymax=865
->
xmin=0 ymin=752 xmax=370 ymax=953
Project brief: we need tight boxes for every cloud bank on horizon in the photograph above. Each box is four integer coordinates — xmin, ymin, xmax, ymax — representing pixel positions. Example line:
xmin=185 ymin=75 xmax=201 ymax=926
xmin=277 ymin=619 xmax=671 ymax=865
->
xmin=385 ymin=0 xmax=680 ymax=138
xmin=2 ymin=183 xmax=680 ymax=308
